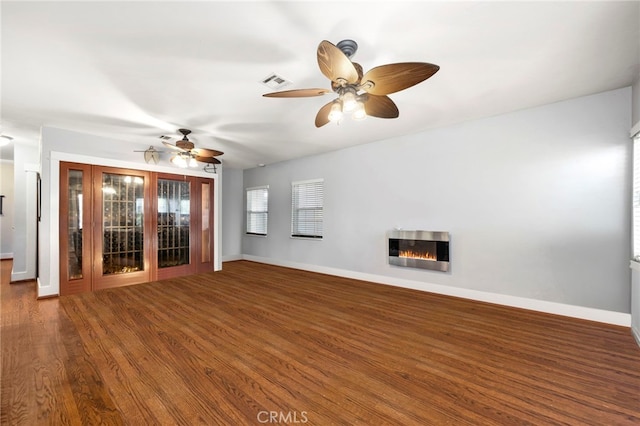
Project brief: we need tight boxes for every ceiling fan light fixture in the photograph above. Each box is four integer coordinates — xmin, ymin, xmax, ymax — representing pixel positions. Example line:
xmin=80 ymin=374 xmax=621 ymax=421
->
xmin=328 ymin=102 xmax=343 ymax=122
xmin=188 ymin=155 xmax=198 ymax=168
xmin=352 ymin=101 xmax=366 ymax=120
xmin=341 ymin=88 xmax=358 ymax=112
xmin=171 ymin=154 xmax=188 ymax=168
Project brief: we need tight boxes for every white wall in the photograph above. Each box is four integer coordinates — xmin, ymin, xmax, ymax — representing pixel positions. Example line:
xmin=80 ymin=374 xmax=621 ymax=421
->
xmin=633 ymin=72 xmax=640 ymax=131
xmin=0 ymin=160 xmax=14 ymax=259
xmin=11 ymin=144 xmax=39 ymax=281
xmin=243 ymin=87 xmax=632 ymax=314
xmin=39 ymin=127 xmax=221 ymax=297
xmin=632 ymin=264 xmax=640 ymax=345
xmin=632 ymin=69 xmax=640 ymax=342
xmin=221 ymin=167 xmax=243 ymax=261
xmin=632 ymin=3 xmax=640 ymax=131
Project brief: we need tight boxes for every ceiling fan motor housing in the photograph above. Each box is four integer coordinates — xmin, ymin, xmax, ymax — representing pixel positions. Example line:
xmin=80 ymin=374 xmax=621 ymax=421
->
xmin=176 ymin=140 xmax=195 ymax=150
xmin=177 ymin=128 xmax=194 ymax=150
xmin=337 ymin=39 xmax=358 ymax=58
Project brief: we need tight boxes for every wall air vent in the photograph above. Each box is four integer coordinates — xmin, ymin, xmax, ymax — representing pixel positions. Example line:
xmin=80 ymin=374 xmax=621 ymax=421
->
xmin=261 ymin=73 xmax=291 ymax=90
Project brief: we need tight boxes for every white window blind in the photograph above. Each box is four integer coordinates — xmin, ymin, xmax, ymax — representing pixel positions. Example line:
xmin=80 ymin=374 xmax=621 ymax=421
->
xmin=633 ymin=135 xmax=640 ymax=261
xmin=246 ymin=186 xmax=268 ymax=236
xmin=291 ymin=179 xmax=323 ymax=239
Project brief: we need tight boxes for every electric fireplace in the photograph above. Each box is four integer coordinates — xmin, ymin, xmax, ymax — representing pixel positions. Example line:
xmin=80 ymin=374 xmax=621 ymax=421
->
xmin=388 ymin=230 xmax=450 ymax=272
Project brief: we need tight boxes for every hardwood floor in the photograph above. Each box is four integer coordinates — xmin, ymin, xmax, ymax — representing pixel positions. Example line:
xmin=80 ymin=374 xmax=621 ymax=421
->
xmin=2 ymin=259 xmax=640 ymax=425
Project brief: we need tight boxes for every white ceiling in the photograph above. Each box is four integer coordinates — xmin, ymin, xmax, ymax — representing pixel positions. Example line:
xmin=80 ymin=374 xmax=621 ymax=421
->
xmin=2 ymin=1 xmax=639 ymax=169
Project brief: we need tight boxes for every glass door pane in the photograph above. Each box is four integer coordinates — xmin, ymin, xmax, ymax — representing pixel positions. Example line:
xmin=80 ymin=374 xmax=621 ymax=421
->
xmin=201 ymin=182 xmax=211 ymax=263
xmin=158 ymin=179 xmax=190 ymax=268
xmin=60 ymin=162 xmax=93 ymax=295
xmin=102 ymin=173 xmax=145 ymax=275
xmin=67 ymin=170 xmax=84 ymax=280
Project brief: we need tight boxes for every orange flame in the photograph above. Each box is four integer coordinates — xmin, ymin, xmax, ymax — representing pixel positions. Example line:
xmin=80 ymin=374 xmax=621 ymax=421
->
xmin=399 ymin=249 xmax=437 ymax=261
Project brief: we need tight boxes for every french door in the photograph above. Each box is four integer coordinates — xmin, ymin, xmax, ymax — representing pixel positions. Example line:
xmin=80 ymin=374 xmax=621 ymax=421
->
xmin=59 ymin=163 xmax=92 ymax=295
xmin=59 ymin=162 xmax=214 ymax=295
xmin=196 ymin=177 xmax=215 ymax=274
xmin=92 ymin=166 xmax=152 ymax=290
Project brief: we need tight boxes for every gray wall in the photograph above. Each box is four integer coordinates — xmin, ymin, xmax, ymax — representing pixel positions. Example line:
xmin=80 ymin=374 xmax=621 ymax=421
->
xmin=11 ymin=143 xmax=39 ymax=281
xmin=242 ymin=87 xmax=632 ymax=313
xmin=632 ymin=65 xmax=640 ymax=342
xmin=0 ymin=160 xmax=14 ymax=259
xmin=633 ymin=265 xmax=640 ymax=344
xmin=633 ymin=3 xmax=640 ymax=129
xmin=221 ymin=167 xmax=243 ymax=260
xmin=633 ymin=72 xmax=640 ymax=129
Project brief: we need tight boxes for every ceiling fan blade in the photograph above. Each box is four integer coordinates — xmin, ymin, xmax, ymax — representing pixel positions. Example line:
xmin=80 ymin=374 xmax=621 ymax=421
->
xmin=192 ymin=147 xmax=224 ymax=157
xmin=360 ymin=62 xmax=440 ymax=95
xmin=315 ymin=101 xmax=335 ymax=128
xmin=133 ymin=146 xmax=164 ymax=152
xmin=363 ymin=95 xmax=399 ymax=119
xmin=143 ymin=150 xmax=160 ymax=164
xmin=195 ymin=155 xmax=221 ymax=164
xmin=263 ymin=88 xmax=331 ymax=98
xmin=317 ymin=40 xmax=359 ymax=85
xmin=162 ymin=141 xmax=186 ymax=152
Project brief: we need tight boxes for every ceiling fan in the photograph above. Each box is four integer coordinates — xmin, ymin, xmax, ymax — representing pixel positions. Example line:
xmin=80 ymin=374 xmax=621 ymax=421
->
xmin=161 ymin=128 xmax=224 ymax=169
xmin=263 ymin=40 xmax=440 ymax=127
xmin=132 ymin=146 xmax=161 ymax=165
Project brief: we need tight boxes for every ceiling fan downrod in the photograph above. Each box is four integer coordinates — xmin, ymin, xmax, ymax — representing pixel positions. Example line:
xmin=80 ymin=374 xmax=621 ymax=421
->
xmin=178 ymin=128 xmax=191 ymax=140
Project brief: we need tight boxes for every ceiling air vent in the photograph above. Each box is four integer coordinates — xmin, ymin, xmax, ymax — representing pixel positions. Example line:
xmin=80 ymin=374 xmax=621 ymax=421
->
xmin=261 ymin=73 xmax=291 ymax=90
xmin=159 ymin=135 xmax=172 ymax=140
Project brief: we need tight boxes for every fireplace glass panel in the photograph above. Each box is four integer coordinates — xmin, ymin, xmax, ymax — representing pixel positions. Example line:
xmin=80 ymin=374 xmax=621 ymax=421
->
xmin=389 ymin=239 xmax=449 ymax=262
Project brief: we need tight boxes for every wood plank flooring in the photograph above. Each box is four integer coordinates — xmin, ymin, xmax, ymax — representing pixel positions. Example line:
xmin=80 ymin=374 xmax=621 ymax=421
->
xmin=2 ymin=259 xmax=640 ymax=425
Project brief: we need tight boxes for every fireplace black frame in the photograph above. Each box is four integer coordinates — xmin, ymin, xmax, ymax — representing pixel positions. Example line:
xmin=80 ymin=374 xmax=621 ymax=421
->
xmin=387 ymin=230 xmax=450 ymax=272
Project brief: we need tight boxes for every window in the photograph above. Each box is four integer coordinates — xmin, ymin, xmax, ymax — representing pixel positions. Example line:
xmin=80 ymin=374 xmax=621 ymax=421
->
xmin=633 ymin=134 xmax=640 ymax=261
xmin=291 ymin=179 xmax=323 ymax=239
xmin=246 ymin=186 xmax=268 ymax=236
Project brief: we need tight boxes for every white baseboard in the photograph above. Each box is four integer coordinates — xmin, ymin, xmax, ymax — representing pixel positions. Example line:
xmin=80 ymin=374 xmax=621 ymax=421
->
xmin=241 ymin=255 xmax=631 ymax=327
xmin=0 ymin=252 xmax=13 ymax=260
xmin=222 ymin=254 xmax=244 ymax=262
xmin=10 ymin=270 xmax=34 ymax=282
xmin=37 ymin=277 xmax=58 ymax=298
